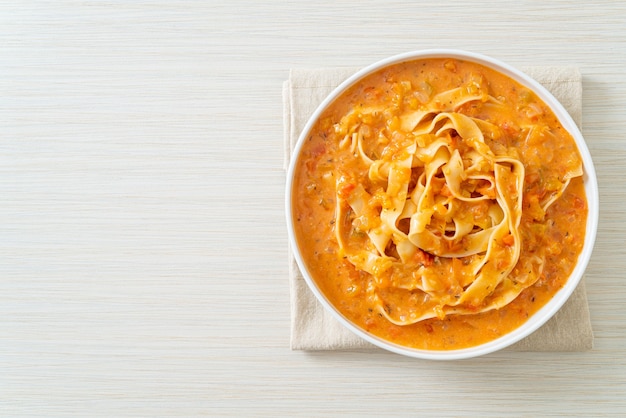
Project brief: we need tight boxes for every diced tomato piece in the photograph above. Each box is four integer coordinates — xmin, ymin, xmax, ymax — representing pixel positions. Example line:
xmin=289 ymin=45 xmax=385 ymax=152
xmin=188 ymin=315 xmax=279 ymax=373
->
xmin=414 ymin=249 xmax=434 ymax=267
xmin=440 ymin=184 xmax=452 ymax=197
xmin=502 ymin=234 xmax=515 ymax=247
xmin=337 ymin=182 xmax=356 ymax=198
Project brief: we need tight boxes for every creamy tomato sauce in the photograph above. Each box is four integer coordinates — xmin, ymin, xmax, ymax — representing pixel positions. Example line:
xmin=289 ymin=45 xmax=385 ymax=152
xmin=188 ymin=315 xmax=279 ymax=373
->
xmin=292 ymin=58 xmax=587 ymax=350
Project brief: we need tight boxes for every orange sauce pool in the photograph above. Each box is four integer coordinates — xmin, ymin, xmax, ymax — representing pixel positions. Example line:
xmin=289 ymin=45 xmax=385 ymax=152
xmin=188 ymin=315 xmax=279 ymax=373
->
xmin=291 ymin=58 xmax=587 ymax=350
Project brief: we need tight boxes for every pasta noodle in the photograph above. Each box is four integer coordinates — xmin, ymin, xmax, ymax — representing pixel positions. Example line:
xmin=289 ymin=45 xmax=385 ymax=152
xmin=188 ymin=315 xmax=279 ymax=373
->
xmin=292 ymin=58 xmax=587 ymax=350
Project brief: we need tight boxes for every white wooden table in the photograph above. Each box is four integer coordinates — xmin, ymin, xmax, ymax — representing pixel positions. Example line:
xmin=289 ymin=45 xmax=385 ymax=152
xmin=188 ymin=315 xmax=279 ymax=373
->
xmin=2 ymin=1 xmax=626 ymax=416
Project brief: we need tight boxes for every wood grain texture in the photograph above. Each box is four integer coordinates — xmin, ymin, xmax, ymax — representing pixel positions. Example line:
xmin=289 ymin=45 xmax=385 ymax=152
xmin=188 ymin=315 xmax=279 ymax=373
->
xmin=1 ymin=1 xmax=626 ymax=416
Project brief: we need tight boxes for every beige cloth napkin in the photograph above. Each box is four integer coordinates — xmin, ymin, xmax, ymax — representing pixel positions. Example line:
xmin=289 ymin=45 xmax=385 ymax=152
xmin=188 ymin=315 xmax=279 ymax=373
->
xmin=284 ymin=66 xmax=593 ymax=352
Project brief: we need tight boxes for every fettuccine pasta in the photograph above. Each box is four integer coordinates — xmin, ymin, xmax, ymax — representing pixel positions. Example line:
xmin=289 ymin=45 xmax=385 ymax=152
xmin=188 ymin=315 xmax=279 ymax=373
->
xmin=292 ymin=58 xmax=587 ymax=350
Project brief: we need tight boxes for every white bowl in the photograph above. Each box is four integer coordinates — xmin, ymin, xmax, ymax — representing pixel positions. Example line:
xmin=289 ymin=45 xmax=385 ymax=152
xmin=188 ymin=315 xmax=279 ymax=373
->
xmin=285 ymin=49 xmax=599 ymax=360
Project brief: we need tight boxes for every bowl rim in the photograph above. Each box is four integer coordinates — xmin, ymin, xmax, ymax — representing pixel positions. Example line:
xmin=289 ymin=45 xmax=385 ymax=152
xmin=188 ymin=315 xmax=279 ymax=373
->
xmin=285 ymin=49 xmax=599 ymax=360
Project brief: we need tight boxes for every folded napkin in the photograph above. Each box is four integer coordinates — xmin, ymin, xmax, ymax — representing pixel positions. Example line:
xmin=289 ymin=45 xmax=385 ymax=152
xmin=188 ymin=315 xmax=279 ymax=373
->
xmin=284 ymin=66 xmax=593 ymax=352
